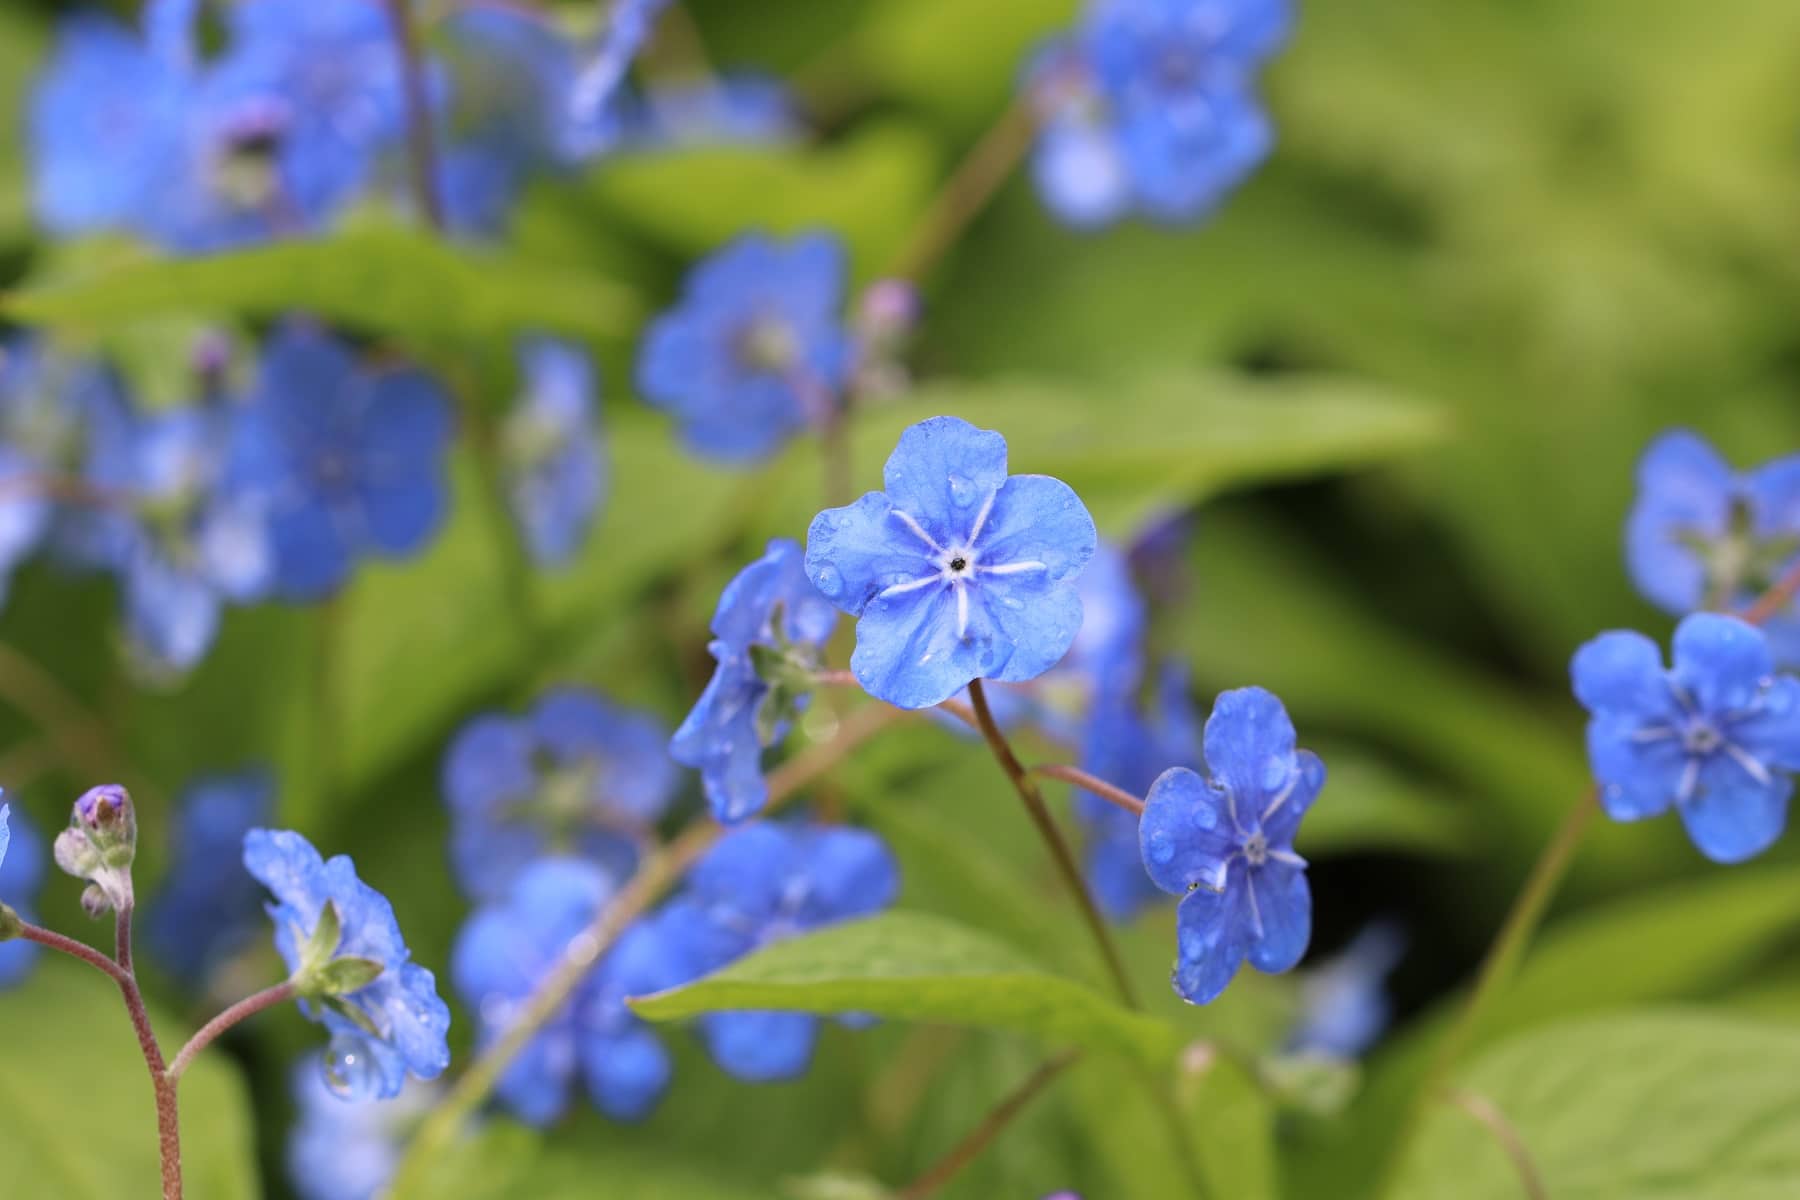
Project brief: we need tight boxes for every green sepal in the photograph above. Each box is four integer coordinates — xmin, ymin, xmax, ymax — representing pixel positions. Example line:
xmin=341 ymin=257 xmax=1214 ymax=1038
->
xmin=300 ymin=901 xmax=344 ymax=975
xmin=0 ymin=903 xmax=20 ymax=942
xmin=322 ymin=994 xmax=386 ymax=1039
xmin=307 ymin=956 xmax=385 ymax=998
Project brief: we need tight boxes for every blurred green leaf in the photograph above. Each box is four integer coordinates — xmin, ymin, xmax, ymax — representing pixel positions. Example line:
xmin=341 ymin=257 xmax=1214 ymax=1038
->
xmin=1296 ymin=743 xmax=1470 ymax=859
xmin=632 ymin=911 xmax=1182 ymax=1067
xmin=1182 ymin=1048 xmax=1279 ymax=1200
xmin=0 ymin=6 xmax=44 ymax=245
xmin=1393 ymin=1010 xmax=1800 ymax=1199
xmin=396 ymin=1122 xmax=781 ymax=1199
xmin=0 ymin=960 xmax=256 ymax=1199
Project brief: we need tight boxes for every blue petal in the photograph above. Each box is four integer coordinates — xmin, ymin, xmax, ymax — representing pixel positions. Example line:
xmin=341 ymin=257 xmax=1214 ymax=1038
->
xmin=806 ymin=492 xmax=938 ymax=615
xmin=1672 ymin=613 xmax=1774 ymax=715
xmin=1032 ymin=119 xmax=1132 ymax=229
xmin=792 ymin=828 xmax=899 ymax=926
xmin=685 ymin=824 xmax=795 ymax=922
xmin=1733 ymin=677 xmax=1800 ymax=773
xmin=581 ymin=1026 xmax=671 ymax=1121
xmin=1171 ymin=884 xmax=1246 ymax=1005
xmin=1570 ymin=629 xmax=1671 ymax=717
xmin=268 ymin=500 xmax=355 ymax=599
xmin=977 ymin=473 xmax=1098 ymax=583
xmin=1263 ymin=749 xmax=1325 ymax=851
xmin=1244 ymin=861 xmax=1311 ymax=974
xmin=1625 ymin=430 xmax=1734 ymax=614
xmin=125 ymin=552 xmax=220 ymax=672
xmin=701 ymin=1011 xmax=818 ymax=1082
xmin=494 ymin=1023 xmax=576 ymax=1127
xmin=1139 ymin=766 xmax=1238 ymax=895
xmin=1586 ymin=715 xmax=1683 ymax=821
xmin=1679 ymin=760 xmax=1791 ymax=864
xmin=0 ymin=804 xmax=9 ymax=874
xmin=1201 ymin=686 xmax=1299 ymax=811
xmin=847 ymin=585 xmax=993 ymax=710
xmin=879 ymin=416 xmax=1009 ymax=544
xmin=971 ymin=579 xmax=1087 ymax=686
xmin=531 ymin=688 xmax=676 ymax=824
xmin=669 ymin=650 xmax=772 ymax=823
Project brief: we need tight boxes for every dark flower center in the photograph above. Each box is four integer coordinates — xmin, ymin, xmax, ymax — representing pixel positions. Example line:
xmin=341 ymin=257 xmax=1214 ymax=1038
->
xmin=949 ymin=556 xmax=968 ymax=572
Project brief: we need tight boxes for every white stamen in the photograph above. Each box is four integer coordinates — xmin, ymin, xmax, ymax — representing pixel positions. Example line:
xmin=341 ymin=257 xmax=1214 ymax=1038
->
xmin=878 ymin=575 xmax=940 ymax=600
xmin=956 ymin=585 xmax=971 ymax=638
xmin=1677 ymin=756 xmax=1701 ymax=803
xmin=1268 ymin=848 xmax=1307 ymax=868
xmin=1244 ymin=873 xmax=1265 ymax=940
xmin=891 ymin=509 xmax=942 ymax=553
xmin=1224 ymin=786 xmax=1244 ymax=836
xmin=981 ymin=560 xmax=1047 ymax=576
xmin=1725 ymin=742 xmax=1773 ymax=786
xmin=966 ymin=490 xmax=997 ymax=547
xmin=1261 ymin=770 xmax=1301 ymax=824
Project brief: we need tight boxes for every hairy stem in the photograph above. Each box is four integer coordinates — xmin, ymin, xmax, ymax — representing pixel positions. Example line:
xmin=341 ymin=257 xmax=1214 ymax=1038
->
xmin=1028 ymin=763 xmax=1145 ymax=815
xmin=888 ymin=98 xmax=1037 ymax=283
xmin=967 ymin=679 xmax=1138 ymax=1008
xmin=166 ymin=981 xmax=299 ymax=1084
xmin=16 ymin=920 xmax=131 ymax=984
xmin=113 ymin=907 xmax=182 ymax=1199
xmin=386 ymin=0 xmax=444 ymax=230
xmin=896 ymin=1052 xmax=1078 ymax=1200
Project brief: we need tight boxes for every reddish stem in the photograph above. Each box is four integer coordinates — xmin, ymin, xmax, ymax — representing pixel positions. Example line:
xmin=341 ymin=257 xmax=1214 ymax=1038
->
xmin=1029 ymin=763 xmax=1145 ymax=816
xmin=167 ymin=981 xmax=299 ymax=1083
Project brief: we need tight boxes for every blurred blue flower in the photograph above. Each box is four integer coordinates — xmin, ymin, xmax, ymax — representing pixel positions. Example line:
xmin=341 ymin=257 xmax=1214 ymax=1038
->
xmin=1626 ymin=431 xmax=1800 ymax=662
xmin=1028 ymin=0 xmax=1289 ymax=228
xmin=503 ymin=340 xmax=604 ymax=567
xmin=1573 ymin=612 xmax=1800 ymax=864
xmin=452 ymin=858 xmax=693 ymax=1124
xmin=1078 ymin=663 xmax=1199 ymax=919
xmin=637 ymin=233 xmax=853 ymax=461
xmin=239 ymin=325 xmax=454 ymax=600
xmin=1140 ymin=686 xmax=1323 ymax=1004
xmin=663 ymin=822 xmax=899 ymax=1081
xmin=630 ymin=76 xmax=800 ymax=148
xmin=286 ymin=1056 xmax=435 ymax=1200
xmin=0 ymin=804 xmax=46 ymax=989
xmin=1286 ymin=921 xmax=1404 ymax=1059
xmin=443 ymin=687 xmax=677 ymax=902
xmin=671 ymin=538 xmax=838 ymax=823
xmin=244 ymin=828 xmax=452 ymax=1101
xmin=145 ymin=771 xmax=274 ymax=984
xmin=806 ymin=416 xmax=1097 ymax=709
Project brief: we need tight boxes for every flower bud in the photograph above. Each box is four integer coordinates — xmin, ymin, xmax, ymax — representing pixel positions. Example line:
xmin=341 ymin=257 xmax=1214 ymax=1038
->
xmin=53 ymin=828 xmax=100 ymax=879
xmin=79 ymin=882 xmax=112 ymax=920
xmin=73 ymin=784 xmax=136 ymax=867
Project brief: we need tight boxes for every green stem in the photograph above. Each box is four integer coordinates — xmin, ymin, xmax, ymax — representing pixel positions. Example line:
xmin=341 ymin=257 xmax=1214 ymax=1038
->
xmin=896 ymin=1052 xmax=1078 ymax=1200
xmin=887 ymin=98 xmax=1037 ymax=283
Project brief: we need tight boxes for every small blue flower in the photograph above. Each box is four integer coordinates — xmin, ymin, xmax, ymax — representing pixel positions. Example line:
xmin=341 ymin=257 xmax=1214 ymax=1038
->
xmin=442 ymin=688 xmax=677 ymax=902
xmin=452 ymin=858 xmax=692 ymax=1124
xmin=1286 ymin=921 xmax=1404 ymax=1059
xmin=637 ymin=233 xmax=853 ymax=461
xmin=503 ymin=340 xmax=604 ymax=567
xmin=244 ymin=828 xmax=452 ymax=1101
xmin=1626 ymin=431 xmax=1800 ymax=662
xmin=1572 ymin=612 xmax=1800 ymax=863
xmin=145 ymin=771 xmax=274 ymax=984
xmin=806 ymin=416 xmax=1098 ymax=710
xmin=0 ymin=803 xmax=47 ymax=989
xmin=238 ymin=325 xmax=454 ymax=599
xmin=671 ymin=539 xmax=838 ymax=823
xmin=1140 ymin=687 xmax=1323 ymax=1005
xmin=662 ymin=822 xmax=899 ymax=1081
xmin=286 ymin=1056 xmax=435 ymax=1200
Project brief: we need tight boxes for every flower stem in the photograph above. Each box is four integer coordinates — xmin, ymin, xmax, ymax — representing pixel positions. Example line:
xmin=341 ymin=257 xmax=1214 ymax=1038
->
xmin=1740 ymin=557 xmax=1800 ymax=625
xmin=166 ymin=980 xmax=299 ymax=1084
xmin=113 ymin=907 xmax=183 ymax=1200
xmin=1028 ymin=763 xmax=1145 ymax=816
xmin=16 ymin=920 xmax=131 ymax=984
xmin=887 ymin=98 xmax=1037 ymax=283
xmin=966 ymin=679 xmax=1138 ymax=1009
xmin=1443 ymin=1087 xmax=1548 ymax=1200
xmin=386 ymin=0 xmax=444 ymax=231
xmin=896 ymin=1051 xmax=1078 ymax=1200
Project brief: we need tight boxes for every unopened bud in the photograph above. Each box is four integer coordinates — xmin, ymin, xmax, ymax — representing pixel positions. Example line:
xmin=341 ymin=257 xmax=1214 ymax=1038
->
xmin=80 ymin=882 xmax=112 ymax=920
xmin=0 ymin=902 xmax=20 ymax=941
xmin=74 ymin=784 xmax=136 ymax=866
xmin=54 ymin=828 xmax=100 ymax=879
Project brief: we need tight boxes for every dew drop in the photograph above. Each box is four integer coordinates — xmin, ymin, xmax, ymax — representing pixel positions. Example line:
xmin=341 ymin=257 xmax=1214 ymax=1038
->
xmin=813 ymin=565 xmax=843 ymax=598
xmin=1260 ymin=759 xmax=1290 ymax=793
xmin=1147 ymin=835 xmax=1175 ymax=865
xmin=947 ymin=473 xmax=979 ymax=507
xmin=321 ymin=1033 xmax=380 ymax=1102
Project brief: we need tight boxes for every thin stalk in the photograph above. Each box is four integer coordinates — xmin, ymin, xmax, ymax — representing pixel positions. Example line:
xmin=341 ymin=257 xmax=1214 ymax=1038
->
xmin=887 ymin=98 xmax=1037 ymax=283
xmin=16 ymin=920 xmax=131 ymax=985
xmin=1028 ymin=763 xmax=1144 ymax=815
xmin=896 ymin=1052 xmax=1078 ymax=1200
xmin=1740 ymin=557 xmax=1800 ymax=625
xmin=114 ymin=907 xmax=182 ymax=1199
xmin=966 ymin=679 xmax=1138 ymax=1008
xmin=1443 ymin=1088 xmax=1548 ymax=1200
xmin=166 ymin=981 xmax=299 ymax=1083
xmin=386 ymin=0 xmax=444 ymax=230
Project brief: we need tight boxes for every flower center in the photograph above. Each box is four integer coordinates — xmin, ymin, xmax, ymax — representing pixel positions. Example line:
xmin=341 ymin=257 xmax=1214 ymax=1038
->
xmin=1243 ymin=830 xmax=1269 ymax=867
xmin=949 ymin=555 xmax=968 ymax=573
xmin=1682 ymin=721 xmax=1724 ymax=756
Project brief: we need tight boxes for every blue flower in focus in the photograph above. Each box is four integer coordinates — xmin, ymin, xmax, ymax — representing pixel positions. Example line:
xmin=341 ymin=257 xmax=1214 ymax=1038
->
xmin=0 ymin=804 xmax=47 ymax=988
xmin=806 ymin=416 xmax=1097 ymax=710
xmin=1140 ymin=686 xmax=1323 ymax=1004
xmin=1572 ymin=612 xmax=1800 ymax=863
xmin=286 ymin=1057 xmax=435 ymax=1200
xmin=663 ymin=822 xmax=899 ymax=1081
xmin=443 ymin=688 xmax=677 ymax=902
xmin=1079 ymin=664 xmax=1200 ymax=919
xmin=671 ymin=538 xmax=838 ymax=823
xmin=452 ymin=858 xmax=693 ymax=1124
xmin=146 ymin=771 xmax=273 ymax=984
xmin=239 ymin=326 xmax=454 ymax=599
xmin=1028 ymin=0 xmax=1289 ymax=228
xmin=637 ymin=233 xmax=853 ymax=461
xmin=1286 ymin=921 xmax=1404 ymax=1059
xmin=1626 ymin=431 xmax=1800 ymax=663
xmin=244 ymin=828 xmax=452 ymax=1101
xmin=503 ymin=340 xmax=604 ymax=567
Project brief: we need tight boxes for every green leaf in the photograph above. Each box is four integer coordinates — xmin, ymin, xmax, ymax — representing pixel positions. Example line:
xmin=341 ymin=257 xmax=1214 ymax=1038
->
xmin=631 ymin=911 xmax=1183 ymax=1068
xmin=1394 ymin=1010 xmax=1800 ymax=1200
xmin=0 ymin=959 xmax=256 ymax=1198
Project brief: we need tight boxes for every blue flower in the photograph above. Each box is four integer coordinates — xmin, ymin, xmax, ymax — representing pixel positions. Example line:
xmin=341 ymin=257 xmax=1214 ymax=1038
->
xmin=567 ymin=0 xmax=674 ymax=151
xmin=629 ymin=76 xmax=800 ymax=148
xmin=1626 ymin=431 xmax=1800 ymax=662
xmin=1140 ymin=687 xmax=1323 ymax=1005
xmin=806 ymin=416 xmax=1098 ymax=710
xmin=503 ymin=340 xmax=604 ymax=567
xmin=662 ymin=823 xmax=899 ymax=1081
xmin=1572 ymin=612 xmax=1800 ymax=863
xmin=145 ymin=771 xmax=273 ymax=985
xmin=452 ymin=858 xmax=693 ymax=1124
xmin=671 ymin=538 xmax=838 ymax=823
xmin=0 ymin=804 xmax=47 ymax=989
xmin=238 ymin=325 xmax=454 ymax=599
xmin=1286 ymin=921 xmax=1404 ymax=1059
xmin=1078 ymin=663 xmax=1200 ymax=919
xmin=443 ymin=688 xmax=677 ymax=902
xmin=244 ymin=828 xmax=452 ymax=1101
xmin=286 ymin=1057 xmax=435 ymax=1200
xmin=637 ymin=233 xmax=853 ymax=461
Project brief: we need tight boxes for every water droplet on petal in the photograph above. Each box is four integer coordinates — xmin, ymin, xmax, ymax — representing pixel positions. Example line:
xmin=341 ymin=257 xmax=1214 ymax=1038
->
xmin=1148 ymin=835 xmax=1175 ymax=865
xmin=322 ymin=1033 xmax=380 ymax=1102
xmin=1260 ymin=759 xmax=1290 ymax=793
xmin=947 ymin=473 xmax=979 ymax=507
xmin=813 ymin=565 xmax=843 ymax=598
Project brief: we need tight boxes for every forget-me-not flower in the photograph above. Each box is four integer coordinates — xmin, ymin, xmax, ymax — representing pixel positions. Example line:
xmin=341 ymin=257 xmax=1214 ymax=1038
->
xmin=452 ymin=858 xmax=694 ymax=1124
xmin=1140 ymin=686 xmax=1324 ymax=1004
xmin=662 ymin=822 xmax=899 ymax=1081
xmin=502 ymin=340 xmax=605 ymax=567
xmin=637 ymin=233 xmax=853 ymax=461
xmin=146 ymin=771 xmax=273 ymax=984
xmin=806 ymin=416 xmax=1097 ymax=710
xmin=0 ymin=804 xmax=46 ymax=989
xmin=1626 ymin=431 xmax=1800 ymax=662
xmin=671 ymin=538 xmax=838 ymax=823
xmin=442 ymin=688 xmax=677 ymax=902
xmin=245 ymin=828 xmax=452 ymax=1101
xmin=1572 ymin=612 xmax=1800 ymax=863
xmin=286 ymin=1057 xmax=436 ymax=1200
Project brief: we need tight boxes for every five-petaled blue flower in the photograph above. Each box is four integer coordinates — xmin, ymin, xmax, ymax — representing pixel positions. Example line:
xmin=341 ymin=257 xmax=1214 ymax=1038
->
xmin=452 ymin=858 xmax=693 ymax=1124
xmin=1572 ymin=612 xmax=1800 ymax=863
xmin=805 ymin=416 xmax=1097 ymax=710
xmin=1140 ymin=686 xmax=1323 ymax=1005
xmin=0 ymin=802 xmax=47 ymax=989
xmin=244 ymin=828 xmax=452 ymax=1101
xmin=661 ymin=823 xmax=899 ymax=1081
xmin=442 ymin=688 xmax=677 ymax=902
xmin=286 ymin=1056 xmax=435 ymax=1200
xmin=238 ymin=325 xmax=454 ymax=599
xmin=671 ymin=538 xmax=838 ymax=823
xmin=637 ymin=233 xmax=853 ymax=461
xmin=1027 ymin=0 xmax=1289 ymax=228
xmin=1626 ymin=431 xmax=1800 ymax=663
xmin=145 ymin=771 xmax=274 ymax=985
xmin=503 ymin=340 xmax=605 ymax=567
